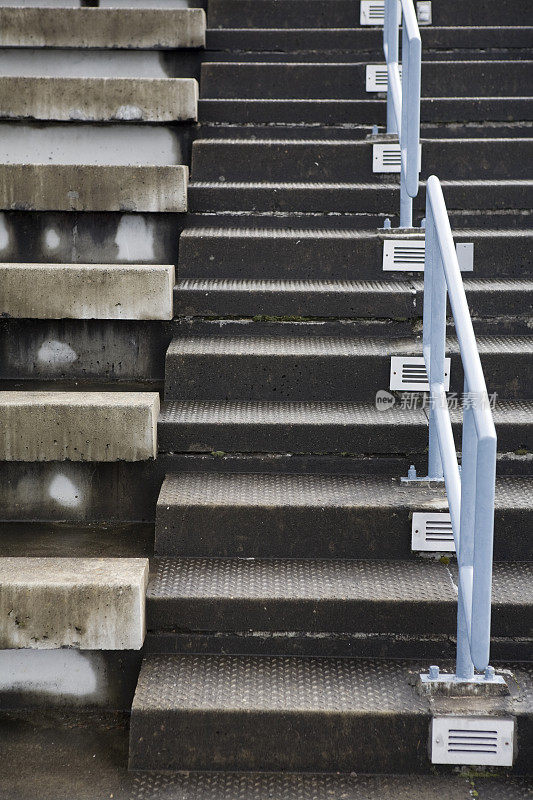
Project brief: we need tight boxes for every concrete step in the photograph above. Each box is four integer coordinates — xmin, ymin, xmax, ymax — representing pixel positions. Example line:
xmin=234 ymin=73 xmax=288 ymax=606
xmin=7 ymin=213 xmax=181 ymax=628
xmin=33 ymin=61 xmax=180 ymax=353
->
xmin=0 ymin=263 xmax=174 ymax=320
xmin=191 ymin=138 xmax=533 ymax=182
xmin=208 ymin=0 xmax=530 ymax=28
xmin=207 ymin=26 xmax=533 ymax=53
xmin=129 ymin=653 xmax=532 ymax=772
xmin=175 ymin=278 xmax=533 ymax=320
xmin=0 ymin=7 xmax=206 ymax=49
xmin=199 ymin=97 xmax=533 ymax=124
xmin=155 ymin=473 xmax=532 ymax=560
xmin=188 ymin=179 xmax=532 ymax=213
xmin=0 ymin=164 xmax=188 ymax=212
xmin=0 ymin=556 xmax=148 ymax=649
xmin=164 ymin=334 xmax=533 ymax=401
xmin=177 ymin=228 xmax=533 ymax=281
xmin=0 ymin=77 xmax=198 ymax=122
xmin=0 ymin=391 xmax=159 ymax=461
xmin=200 ymin=61 xmax=532 ymax=99
xmin=147 ymin=557 xmax=531 ymax=638
xmin=158 ymin=399 xmax=532 ymax=456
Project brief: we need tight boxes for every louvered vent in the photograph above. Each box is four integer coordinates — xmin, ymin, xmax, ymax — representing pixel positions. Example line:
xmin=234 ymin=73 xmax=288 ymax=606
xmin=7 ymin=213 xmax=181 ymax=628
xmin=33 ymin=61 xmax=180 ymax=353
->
xmin=373 ymin=143 xmax=402 ymax=172
xmin=431 ymin=717 xmax=515 ymax=766
xmin=366 ymin=64 xmax=401 ymax=92
xmin=360 ymin=0 xmax=386 ymax=25
xmin=389 ymin=356 xmax=451 ymax=391
xmin=412 ymin=513 xmax=454 ymax=552
xmin=382 ymin=239 xmax=474 ymax=272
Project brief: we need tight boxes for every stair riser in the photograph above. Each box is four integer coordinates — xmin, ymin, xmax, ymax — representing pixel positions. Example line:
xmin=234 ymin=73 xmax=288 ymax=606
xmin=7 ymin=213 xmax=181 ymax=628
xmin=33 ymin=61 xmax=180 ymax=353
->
xmin=155 ymin=507 xmax=529 ymax=561
xmin=129 ymin=709 xmax=429 ymax=772
xmin=199 ymin=98 xmax=533 ymax=124
xmin=164 ymin=352 xmax=532 ymax=401
xmin=192 ymin=140 xmax=533 ymax=182
xmin=189 ymin=182 xmax=532 ymax=213
xmin=200 ymin=62 xmax=532 ymax=100
xmin=208 ymin=0 xmax=530 ymax=28
xmin=178 ymin=234 xmax=532 ymax=281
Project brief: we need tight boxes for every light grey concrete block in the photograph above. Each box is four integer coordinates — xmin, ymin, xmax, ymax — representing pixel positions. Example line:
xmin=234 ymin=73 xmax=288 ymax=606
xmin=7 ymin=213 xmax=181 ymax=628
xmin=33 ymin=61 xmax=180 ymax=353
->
xmin=0 ymin=391 xmax=160 ymax=461
xmin=0 ymin=8 xmax=206 ymax=50
xmin=0 ymin=164 xmax=188 ymax=212
xmin=0 ymin=557 xmax=149 ymax=650
xmin=0 ymin=77 xmax=198 ymax=122
xmin=0 ymin=263 xmax=174 ymax=320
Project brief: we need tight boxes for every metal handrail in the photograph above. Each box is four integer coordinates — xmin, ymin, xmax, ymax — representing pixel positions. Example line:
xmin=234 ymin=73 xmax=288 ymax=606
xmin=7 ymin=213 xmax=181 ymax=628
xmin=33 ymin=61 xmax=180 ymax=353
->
xmin=423 ymin=175 xmax=497 ymax=679
xmin=383 ymin=0 xmax=421 ymax=228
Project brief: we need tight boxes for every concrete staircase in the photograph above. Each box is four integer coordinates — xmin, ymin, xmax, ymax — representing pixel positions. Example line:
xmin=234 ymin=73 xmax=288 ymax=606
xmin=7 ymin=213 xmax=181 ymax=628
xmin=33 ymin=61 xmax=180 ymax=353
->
xmin=0 ymin=0 xmax=531 ymax=796
xmin=128 ymin=0 xmax=533 ymax=787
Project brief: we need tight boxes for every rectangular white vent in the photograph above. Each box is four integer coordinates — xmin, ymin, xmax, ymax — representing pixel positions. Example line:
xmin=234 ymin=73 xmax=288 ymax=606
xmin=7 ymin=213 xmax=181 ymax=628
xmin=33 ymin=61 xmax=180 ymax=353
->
xmin=360 ymin=0 xmax=386 ymax=25
xmin=389 ymin=355 xmax=451 ymax=391
xmin=412 ymin=512 xmax=454 ymax=552
xmin=382 ymin=239 xmax=474 ymax=272
xmin=416 ymin=1 xmax=432 ymax=24
xmin=431 ymin=716 xmax=515 ymax=766
xmin=372 ymin=143 xmax=422 ymax=173
xmin=366 ymin=64 xmax=401 ymax=92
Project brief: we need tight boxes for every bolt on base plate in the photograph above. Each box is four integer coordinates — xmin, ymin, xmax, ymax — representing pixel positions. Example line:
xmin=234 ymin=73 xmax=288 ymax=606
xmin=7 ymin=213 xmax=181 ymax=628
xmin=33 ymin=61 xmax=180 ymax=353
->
xmin=419 ymin=666 xmax=509 ymax=696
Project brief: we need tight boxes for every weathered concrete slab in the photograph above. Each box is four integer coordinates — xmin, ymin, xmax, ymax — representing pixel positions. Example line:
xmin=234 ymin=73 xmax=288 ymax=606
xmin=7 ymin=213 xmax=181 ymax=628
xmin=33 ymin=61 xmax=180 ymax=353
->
xmin=0 ymin=391 xmax=160 ymax=461
xmin=0 ymin=263 xmax=174 ymax=320
xmin=0 ymin=164 xmax=188 ymax=212
xmin=0 ymin=557 xmax=149 ymax=649
xmin=0 ymin=77 xmax=198 ymax=122
xmin=0 ymin=7 xmax=206 ymax=49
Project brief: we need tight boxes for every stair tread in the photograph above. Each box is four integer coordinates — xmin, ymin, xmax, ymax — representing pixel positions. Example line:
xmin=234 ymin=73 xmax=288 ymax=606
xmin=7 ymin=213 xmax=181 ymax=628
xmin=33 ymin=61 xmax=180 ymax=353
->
xmin=178 ymin=277 xmax=533 ymax=292
xmin=133 ymin=654 xmax=428 ymax=713
xmin=158 ymin=472 xmax=533 ymax=509
xmin=167 ymin=334 xmax=533 ymax=356
xmin=148 ymin=558 xmax=530 ymax=606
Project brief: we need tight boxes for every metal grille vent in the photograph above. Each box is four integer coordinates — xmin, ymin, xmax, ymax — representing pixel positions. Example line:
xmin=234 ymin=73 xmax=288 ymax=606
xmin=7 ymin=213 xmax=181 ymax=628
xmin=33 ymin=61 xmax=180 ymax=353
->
xmin=382 ymin=239 xmax=474 ymax=272
xmin=389 ymin=356 xmax=451 ymax=391
xmin=366 ymin=64 xmax=401 ymax=92
xmin=431 ymin=717 xmax=515 ymax=766
xmin=412 ymin=513 xmax=454 ymax=552
xmin=373 ymin=143 xmax=401 ymax=172
xmin=360 ymin=0 xmax=386 ymax=25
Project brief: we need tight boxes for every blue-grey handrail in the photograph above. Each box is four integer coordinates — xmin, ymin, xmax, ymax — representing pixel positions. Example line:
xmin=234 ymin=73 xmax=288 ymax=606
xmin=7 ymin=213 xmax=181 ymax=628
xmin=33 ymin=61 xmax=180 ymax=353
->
xmin=383 ymin=0 xmax=421 ymax=227
xmin=423 ymin=175 xmax=497 ymax=679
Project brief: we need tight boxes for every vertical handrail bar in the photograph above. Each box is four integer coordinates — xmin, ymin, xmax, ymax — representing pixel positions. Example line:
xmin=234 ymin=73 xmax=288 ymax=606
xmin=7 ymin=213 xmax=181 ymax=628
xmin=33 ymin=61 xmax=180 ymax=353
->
xmin=424 ymin=176 xmax=497 ymax=675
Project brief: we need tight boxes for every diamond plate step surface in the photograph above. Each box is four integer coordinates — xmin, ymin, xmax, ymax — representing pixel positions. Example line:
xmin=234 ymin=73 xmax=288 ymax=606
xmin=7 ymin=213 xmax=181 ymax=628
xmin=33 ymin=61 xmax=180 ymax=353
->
xmin=164 ymin=334 xmax=533 ymax=401
xmin=178 ymin=228 xmax=533 ymax=281
xmin=158 ymin=399 xmax=532 ymax=455
xmin=155 ymin=473 xmax=533 ymax=560
xmin=146 ymin=558 xmax=531 ymax=637
xmin=129 ymin=654 xmax=532 ymax=772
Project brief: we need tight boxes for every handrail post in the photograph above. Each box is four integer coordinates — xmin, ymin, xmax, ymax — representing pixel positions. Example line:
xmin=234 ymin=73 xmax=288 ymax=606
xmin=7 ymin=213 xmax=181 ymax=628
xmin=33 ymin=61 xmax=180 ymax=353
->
xmin=424 ymin=203 xmax=444 ymax=480
xmin=456 ymin=377 xmax=476 ymax=680
xmin=384 ymin=0 xmax=400 ymax=134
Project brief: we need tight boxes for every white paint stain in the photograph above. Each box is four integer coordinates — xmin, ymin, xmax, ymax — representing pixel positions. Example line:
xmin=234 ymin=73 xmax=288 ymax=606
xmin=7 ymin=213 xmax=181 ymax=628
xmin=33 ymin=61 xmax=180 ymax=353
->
xmin=115 ymin=105 xmax=143 ymax=121
xmin=44 ymin=227 xmax=61 ymax=251
xmin=49 ymin=474 xmax=82 ymax=508
xmin=0 ymin=213 xmax=10 ymax=251
xmin=0 ymin=649 xmax=99 ymax=698
xmin=115 ymin=214 xmax=155 ymax=261
xmin=37 ymin=339 xmax=77 ymax=364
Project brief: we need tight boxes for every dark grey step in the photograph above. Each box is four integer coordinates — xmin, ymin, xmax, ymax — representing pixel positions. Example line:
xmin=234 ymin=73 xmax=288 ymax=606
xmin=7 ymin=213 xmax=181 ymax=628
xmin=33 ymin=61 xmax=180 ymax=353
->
xmin=188 ymin=179 xmax=533 ymax=213
xmin=129 ymin=653 xmax=532 ymax=772
xmin=175 ymin=278 xmax=533 ymax=320
xmin=147 ymin=557 xmax=531 ymax=638
xmin=164 ymin=334 xmax=533 ymax=401
xmin=191 ymin=138 xmax=533 ymax=182
xmin=158 ymin=399 xmax=532 ymax=456
xmin=177 ymin=228 xmax=533 ymax=281
xmin=199 ymin=98 xmax=533 ymax=124
xmin=129 ymin=772 xmax=533 ymax=800
xmin=200 ymin=61 xmax=532 ymax=100
xmin=155 ymin=473 xmax=532 ymax=560
xmin=207 ymin=0 xmax=531 ymax=29
xmin=206 ymin=26 xmax=533 ymax=53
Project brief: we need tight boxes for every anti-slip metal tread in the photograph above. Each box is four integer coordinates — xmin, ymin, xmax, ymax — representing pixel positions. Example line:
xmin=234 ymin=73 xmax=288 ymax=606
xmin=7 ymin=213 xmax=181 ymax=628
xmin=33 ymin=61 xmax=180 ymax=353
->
xmin=158 ymin=472 xmax=533 ymax=510
xmin=132 ymin=654 xmax=427 ymax=713
xmin=130 ymin=773 xmax=526 ymax=800
xmin=177 ymin=278 xmax=413 ymax=293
